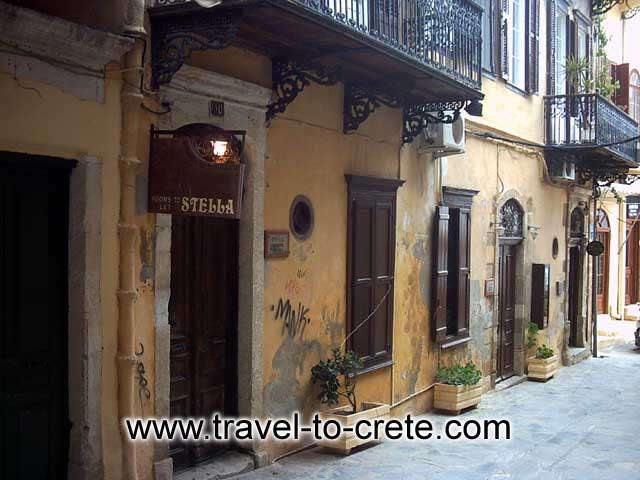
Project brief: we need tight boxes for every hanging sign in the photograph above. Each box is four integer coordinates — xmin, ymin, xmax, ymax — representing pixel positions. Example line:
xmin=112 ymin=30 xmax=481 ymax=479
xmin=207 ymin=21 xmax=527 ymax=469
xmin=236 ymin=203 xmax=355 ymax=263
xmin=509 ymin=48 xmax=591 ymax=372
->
xmin=586 ymin=240 xmax=605 ymax=257
xmin=149 ymin=124 xmax=246 ymax=219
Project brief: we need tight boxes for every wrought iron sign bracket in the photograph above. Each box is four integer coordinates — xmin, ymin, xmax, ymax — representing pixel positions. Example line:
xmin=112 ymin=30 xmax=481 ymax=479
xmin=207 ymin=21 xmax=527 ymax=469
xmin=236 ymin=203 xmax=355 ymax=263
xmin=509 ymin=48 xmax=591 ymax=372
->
xmin=623 ymin=5 xmax=640 ymax=19
xmin=591 ymin=0 xmax=625 ymax=15
xmin=579 ymin=167 xmax=639 ymax=198
xmin=402 ymin=101 xmax=466 ymax=144
xmin=266 ymin=59 xmax=339 ymax=121
xmin=150 ymin=8 xmax=241 ymax=88
xmin=343 ymin=84 xmax=402 ymax=134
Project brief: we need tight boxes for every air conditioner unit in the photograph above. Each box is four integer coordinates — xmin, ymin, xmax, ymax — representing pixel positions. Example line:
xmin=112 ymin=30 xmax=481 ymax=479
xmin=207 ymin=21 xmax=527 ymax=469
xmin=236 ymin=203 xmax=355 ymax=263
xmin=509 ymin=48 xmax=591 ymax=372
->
xmin=548 ymin=158 xmax=576 ymax=182
xmin=420 ymin=116 xmax=465 ymax=156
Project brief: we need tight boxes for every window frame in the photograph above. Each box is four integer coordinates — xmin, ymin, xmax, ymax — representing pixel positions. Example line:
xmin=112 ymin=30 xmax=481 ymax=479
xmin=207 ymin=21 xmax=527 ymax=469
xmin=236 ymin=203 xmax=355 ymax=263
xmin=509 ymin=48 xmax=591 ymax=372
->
xmin=509 ymin=0 xmax=527 ymax=90
xmin=345 ymin=174 xmax=404 ymax=372
xmin=433 ymin=186 xmax=479 ymax=349
xmin=481 ymin=0 xmax=496 ymax=74
xmin=630 ymin=69 xmax=640 ymax=122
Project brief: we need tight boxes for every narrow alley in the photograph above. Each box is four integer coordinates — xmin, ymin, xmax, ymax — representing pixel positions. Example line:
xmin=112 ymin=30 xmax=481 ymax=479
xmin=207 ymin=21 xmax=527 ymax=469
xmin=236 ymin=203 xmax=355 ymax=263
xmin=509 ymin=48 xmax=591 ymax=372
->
xmin=238 ymin=345 xmax=640 ymax=480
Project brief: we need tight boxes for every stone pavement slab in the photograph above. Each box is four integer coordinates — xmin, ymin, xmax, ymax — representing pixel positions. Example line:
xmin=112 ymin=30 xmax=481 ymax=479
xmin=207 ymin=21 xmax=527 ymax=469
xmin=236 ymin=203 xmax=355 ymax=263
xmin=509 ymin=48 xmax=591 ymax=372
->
xmin=237 ymin=344 xmax=640 ymax=480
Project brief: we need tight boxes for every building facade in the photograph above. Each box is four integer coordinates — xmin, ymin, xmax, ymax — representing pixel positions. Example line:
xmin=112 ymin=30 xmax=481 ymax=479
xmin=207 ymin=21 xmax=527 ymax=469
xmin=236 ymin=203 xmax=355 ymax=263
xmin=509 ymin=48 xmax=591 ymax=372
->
xmin=0 ymin=0 xmax=638 ymax=479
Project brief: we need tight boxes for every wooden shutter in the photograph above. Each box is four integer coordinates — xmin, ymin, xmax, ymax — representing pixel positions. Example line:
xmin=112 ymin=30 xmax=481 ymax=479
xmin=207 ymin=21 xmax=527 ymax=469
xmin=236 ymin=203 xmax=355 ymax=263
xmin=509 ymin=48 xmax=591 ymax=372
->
xmin=432 ymin=206 xmax=449 ymax=342
xmin=348 ymin=193 xmax=375 ymax=360
xmin=454 ymin=208 xmax=471 ymax=337
xmin=346 ymin=176 xmax=402 ymax=367
xmin=526 ymin=0 xmax=540 ymax=93
xmin=612 ymin=63 xmax=630 ymax=112
xmin=373 ymin=197 xmax=394 ymax=360
xmin=500 ymin=0 xmax=510 ymax=79
xmin=547 ymin=0 xmax=557 ymax=95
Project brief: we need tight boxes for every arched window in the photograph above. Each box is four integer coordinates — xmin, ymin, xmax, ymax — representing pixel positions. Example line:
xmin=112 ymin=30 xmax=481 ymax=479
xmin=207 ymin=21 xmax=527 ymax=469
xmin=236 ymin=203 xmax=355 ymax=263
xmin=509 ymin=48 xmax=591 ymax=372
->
xmin=596 ymin=209 xmax=610 ymax=231
xmin=570 ymin=207 xmax=585 ymax=238
xmin=500 ymin=199 xmax=524 ymax=238
xmin=631 ymin=70 xmax=640 ymax=122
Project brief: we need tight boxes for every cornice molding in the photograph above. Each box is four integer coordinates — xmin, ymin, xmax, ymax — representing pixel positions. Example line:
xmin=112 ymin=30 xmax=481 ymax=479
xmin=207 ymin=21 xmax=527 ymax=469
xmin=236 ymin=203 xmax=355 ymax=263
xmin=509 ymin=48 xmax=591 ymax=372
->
xmin=0 ymin=1 xmax=133 ymax=73
xmin=164 ymin=65 xmax=272 ymax=112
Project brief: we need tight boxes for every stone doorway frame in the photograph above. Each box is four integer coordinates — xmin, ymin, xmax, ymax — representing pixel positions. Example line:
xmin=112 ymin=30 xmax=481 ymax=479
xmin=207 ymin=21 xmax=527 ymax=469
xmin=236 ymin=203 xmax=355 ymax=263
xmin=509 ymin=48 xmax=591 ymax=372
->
xmin=564 ymin=194 xmax=591 ymax=358
xmin=493 ymin=191 xmax=532 ymax=381
xmin=152 ymin=66 xmax=271 ymax=478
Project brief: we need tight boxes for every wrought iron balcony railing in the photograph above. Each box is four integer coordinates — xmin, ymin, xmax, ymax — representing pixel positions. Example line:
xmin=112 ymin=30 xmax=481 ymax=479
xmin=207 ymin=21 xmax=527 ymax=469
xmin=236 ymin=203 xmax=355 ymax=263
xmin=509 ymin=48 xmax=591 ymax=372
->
xmin=544 ymin=94 xmax=639 ymax=166
xmin=153 ymin=0 xmax=483 ymax=92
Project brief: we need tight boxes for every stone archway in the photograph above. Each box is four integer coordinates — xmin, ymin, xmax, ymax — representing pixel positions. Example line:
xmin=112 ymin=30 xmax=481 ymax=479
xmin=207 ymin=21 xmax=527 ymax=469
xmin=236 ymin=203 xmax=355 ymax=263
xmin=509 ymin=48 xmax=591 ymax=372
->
xmin=494 ymin=191 xmax=532 ymax=381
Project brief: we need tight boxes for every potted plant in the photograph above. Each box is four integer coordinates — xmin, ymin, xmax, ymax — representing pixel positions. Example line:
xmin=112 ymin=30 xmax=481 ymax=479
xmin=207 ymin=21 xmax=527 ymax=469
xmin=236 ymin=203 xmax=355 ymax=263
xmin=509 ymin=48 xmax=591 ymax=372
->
xmin=434 ymin=362 xmax=483 ymax=415
xmin=527 ymin=344 xmax=559 ymax=382
xmin=311 ymin=348 xmax=390 ymax=454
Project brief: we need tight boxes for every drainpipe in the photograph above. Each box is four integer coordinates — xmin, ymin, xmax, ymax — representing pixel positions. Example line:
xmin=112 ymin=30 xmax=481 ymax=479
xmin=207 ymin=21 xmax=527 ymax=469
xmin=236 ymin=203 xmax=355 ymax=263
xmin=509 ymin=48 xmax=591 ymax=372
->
xmin=117 ymin=39 xmax=144 ymax=480
xmin=591 ymin=191 xmax=598 ymax=357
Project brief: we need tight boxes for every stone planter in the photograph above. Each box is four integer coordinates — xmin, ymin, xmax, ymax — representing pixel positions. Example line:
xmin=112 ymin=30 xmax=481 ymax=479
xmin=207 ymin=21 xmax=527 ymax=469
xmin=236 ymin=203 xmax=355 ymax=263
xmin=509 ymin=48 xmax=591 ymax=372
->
xmin=434 ymin=383 xmax=482 ymax=414
xmin=318 ymin=402 xmax=390 ymax=455
xmin=527 ymin=355 xmax=558 ymax=381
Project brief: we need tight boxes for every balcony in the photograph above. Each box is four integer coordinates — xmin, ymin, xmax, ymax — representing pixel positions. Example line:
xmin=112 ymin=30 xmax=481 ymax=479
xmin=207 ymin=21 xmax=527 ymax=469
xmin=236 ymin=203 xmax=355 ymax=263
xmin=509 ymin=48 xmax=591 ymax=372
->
xmin=150 ymin=0 xmax=483 ymax=106
xmin=544 ymin=94 xmax=639 ymax=168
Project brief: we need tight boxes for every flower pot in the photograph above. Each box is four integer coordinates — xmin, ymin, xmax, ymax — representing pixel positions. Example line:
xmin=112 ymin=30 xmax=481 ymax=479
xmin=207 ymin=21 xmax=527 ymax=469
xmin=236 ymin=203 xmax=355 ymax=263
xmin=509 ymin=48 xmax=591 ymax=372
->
xmin=527 ymin=355 xmax=558 ymax=382
xmin=318 ymin=402 xmax=390 ymax=455
xmin=434 ymin=383 xmax=482 ymax=414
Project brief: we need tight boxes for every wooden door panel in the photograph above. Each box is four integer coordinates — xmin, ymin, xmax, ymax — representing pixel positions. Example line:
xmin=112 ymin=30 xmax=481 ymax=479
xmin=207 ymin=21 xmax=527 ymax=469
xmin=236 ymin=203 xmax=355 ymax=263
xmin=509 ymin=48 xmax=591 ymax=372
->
xmin=498 ymin=245 xmax=516 ymax=380
xmin=169 ymin=216 xmax=238 ymax=471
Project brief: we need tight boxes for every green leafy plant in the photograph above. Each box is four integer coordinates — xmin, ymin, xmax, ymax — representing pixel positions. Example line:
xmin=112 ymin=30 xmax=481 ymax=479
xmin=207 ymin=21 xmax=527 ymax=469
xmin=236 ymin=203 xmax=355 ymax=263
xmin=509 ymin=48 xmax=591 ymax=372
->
xmin=526 ymin=321 xmax=540 ymax=349
xmin=436 ymin=362 xmax=482 ymax=386
xmin=536 ymin=345 xmax=555 ymax=359
xmin=311 ymin=348 xmax=364 ymax=414
xmin=565 ymin=55 xmax=592 ymax=94
xmin=593 ymin=15 xmax=620 ymax=99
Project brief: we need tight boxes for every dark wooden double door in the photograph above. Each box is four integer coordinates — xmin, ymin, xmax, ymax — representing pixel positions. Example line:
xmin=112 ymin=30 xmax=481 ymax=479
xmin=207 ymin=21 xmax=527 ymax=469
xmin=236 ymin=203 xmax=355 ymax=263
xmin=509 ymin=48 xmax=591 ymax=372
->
xmin=497 ymin=244 xmax=516 ymax=380
xmin=625 ymin=223 xmax=639 ymax=305
xmin=169 ymin=216 xmax=238 ymax=470
xmin=1 ymin=158 xmax=72 ymax=479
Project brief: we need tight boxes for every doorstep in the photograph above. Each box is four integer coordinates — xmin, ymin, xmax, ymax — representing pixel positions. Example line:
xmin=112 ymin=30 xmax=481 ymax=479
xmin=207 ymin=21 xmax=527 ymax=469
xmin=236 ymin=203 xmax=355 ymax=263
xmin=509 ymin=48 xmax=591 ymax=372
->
xmin=565 ymin=347 xmax=590 ymax=366
xmin=173 ymin=451 xmax=254 ymax=480
xmin=494 ymin=375 xmax=525 ymax=392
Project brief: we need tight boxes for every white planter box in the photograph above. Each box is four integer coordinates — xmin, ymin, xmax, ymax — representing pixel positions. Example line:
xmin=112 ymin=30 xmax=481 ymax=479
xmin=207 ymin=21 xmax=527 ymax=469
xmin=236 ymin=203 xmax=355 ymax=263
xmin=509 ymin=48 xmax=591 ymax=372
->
xmin=317 ymin=402 xmax=390 ymax=455
xmin=527 ymin=355 xmax=559 ymax=382
xmin=434 ymin=383 xmax=482 ymax=414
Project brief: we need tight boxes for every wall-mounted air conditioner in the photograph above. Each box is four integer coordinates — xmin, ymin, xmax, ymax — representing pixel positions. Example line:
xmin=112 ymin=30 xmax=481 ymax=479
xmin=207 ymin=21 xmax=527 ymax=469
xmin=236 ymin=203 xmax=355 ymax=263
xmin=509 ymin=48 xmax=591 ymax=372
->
xmin=548 ymin=158 xmax=576 ymax=182
xmin=420 ymin=116 xmax=465 ymax=156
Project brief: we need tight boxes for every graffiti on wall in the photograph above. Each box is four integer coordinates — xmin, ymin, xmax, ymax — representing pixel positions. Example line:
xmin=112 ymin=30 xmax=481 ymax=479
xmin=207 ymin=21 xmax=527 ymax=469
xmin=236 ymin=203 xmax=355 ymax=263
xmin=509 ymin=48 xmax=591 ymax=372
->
xmin=271 ymin=297 xmax=312 ymax=339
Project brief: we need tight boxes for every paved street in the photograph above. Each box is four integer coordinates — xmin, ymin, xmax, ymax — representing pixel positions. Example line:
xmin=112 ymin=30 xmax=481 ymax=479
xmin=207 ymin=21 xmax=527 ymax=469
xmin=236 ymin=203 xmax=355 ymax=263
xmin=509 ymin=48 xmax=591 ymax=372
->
xmin=239 ymin=344 xmax=640 ymax=480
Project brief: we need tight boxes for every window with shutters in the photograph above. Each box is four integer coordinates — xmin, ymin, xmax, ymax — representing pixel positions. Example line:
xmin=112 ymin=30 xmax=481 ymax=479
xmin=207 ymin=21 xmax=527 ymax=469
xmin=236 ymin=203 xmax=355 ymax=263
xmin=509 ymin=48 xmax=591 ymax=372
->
xmin=500 ymin=0 xmax=540 ymax=93
xmin=630 ymin=70 xmax=640 ymax=121
xmin=432 ymin=187 xmax=478 ymax=349
xmin=546 ymin=0 xmax=568 ymax=95
xmin=346 ymin=175 xmax=404 ymax=371
xmin=481 ymin=0 xmax=496 ymax=73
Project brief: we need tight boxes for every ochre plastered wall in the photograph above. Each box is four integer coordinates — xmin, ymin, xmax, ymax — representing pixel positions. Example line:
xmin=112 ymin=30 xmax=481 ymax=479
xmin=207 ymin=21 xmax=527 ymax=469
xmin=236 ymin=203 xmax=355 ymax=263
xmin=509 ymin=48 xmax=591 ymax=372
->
xmin=442 ymin=133 xmax=569 ymax=374
xmin=262 ymin=82 xmax=439 ymax=460
xmin=0 ymin=71 xmax=124 ymax=477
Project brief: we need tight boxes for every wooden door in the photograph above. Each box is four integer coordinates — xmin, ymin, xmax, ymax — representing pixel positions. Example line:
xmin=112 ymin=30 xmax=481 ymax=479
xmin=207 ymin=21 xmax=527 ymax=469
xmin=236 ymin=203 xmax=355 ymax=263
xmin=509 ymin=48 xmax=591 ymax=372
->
xmin=595 ymin=229 xmax=610 ymax=314
xmin=0 ymin=158 xmax=72 ymax=479
xmin=497 ymin=244 xmax=516 ymax=380
xmin=568 ymin=246 xmax=581 ymax=346
xmin=625 ymin=224 xmax=639 ymax=305
xmin=168 ymin=216 xmax=238 ymax=470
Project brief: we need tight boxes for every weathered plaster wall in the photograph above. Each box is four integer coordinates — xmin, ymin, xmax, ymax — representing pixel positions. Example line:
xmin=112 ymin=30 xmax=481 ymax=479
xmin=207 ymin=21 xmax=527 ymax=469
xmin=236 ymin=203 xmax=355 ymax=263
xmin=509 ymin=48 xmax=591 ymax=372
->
xmin=0 ymin=71 xmax=123 ymax=478
xmin=263 ymin=82 xmax=439 ymax=459
xmin=442 ymin=134 xmax=569 ymax=377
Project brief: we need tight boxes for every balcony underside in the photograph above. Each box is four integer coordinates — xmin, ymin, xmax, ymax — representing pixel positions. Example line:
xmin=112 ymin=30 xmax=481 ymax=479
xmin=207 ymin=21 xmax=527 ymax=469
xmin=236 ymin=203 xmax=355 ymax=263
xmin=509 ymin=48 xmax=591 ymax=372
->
xmin=545 ymin=145 xmax=639 ymax=170
xmin=150 ymin=0 xmax=483 ymax=105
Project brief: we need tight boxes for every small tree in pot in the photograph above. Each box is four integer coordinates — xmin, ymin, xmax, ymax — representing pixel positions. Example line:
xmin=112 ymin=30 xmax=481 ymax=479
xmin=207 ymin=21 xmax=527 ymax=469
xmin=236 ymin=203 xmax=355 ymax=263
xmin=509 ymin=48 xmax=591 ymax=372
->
xmin=310 ymin=348 xmax=389 ymax=454
xmin=311 ymin=348 xmax=362 ymax=414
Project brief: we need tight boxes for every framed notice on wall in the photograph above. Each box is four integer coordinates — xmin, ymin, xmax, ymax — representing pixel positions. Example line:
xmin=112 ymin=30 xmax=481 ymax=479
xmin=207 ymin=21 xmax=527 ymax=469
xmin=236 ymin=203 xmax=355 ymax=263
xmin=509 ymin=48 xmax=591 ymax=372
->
xmin=264 ymin=230 xmax=289 ymax=258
